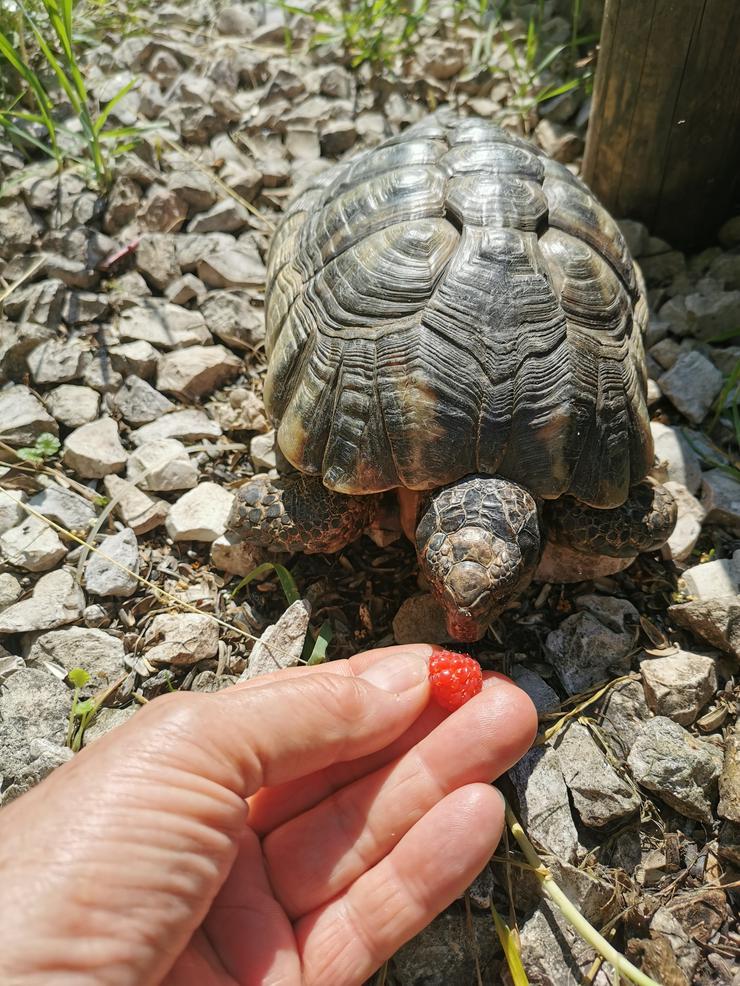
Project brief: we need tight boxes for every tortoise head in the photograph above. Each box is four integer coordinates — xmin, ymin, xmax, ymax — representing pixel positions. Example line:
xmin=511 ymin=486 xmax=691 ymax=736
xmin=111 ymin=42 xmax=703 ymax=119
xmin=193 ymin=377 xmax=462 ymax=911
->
xmin=415 ymin=476 xmax=541 ymax=642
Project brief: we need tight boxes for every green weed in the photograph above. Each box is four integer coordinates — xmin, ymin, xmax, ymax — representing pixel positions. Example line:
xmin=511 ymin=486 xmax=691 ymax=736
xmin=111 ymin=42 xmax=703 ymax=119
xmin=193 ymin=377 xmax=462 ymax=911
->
xmin=0 ymin=0 xmax=142 ymax=187
xmin=66 ymin=667 xmax=99 ymax=751
xmin=15 ymin=431 xmax=60 ymax=464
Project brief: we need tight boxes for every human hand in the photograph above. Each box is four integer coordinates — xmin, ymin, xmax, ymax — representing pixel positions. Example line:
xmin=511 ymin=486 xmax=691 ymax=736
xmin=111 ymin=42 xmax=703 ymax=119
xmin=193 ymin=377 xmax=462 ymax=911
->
xmin=0 ymin=644 xmax=536 ymax=986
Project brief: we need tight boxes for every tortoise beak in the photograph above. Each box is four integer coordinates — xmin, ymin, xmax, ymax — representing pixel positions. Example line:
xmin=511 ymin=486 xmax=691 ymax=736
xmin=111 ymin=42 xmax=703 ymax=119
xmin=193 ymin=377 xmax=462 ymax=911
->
xmin=444 ymin=610 xmax=489 ymax=643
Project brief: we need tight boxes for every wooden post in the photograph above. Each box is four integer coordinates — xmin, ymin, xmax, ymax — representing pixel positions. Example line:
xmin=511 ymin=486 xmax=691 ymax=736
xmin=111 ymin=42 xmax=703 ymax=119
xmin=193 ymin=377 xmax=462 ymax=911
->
xmin=582 ymin=0 xmax=740 ymax=249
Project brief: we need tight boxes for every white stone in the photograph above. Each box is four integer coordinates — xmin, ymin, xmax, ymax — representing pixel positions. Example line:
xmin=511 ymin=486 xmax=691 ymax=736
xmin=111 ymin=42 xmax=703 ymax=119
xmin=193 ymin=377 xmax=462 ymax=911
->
xmin=209 ymin=532 xmax=262 ymax=576
xmin=127 ymin=439 xmax=198 ymax=491
xmin=250 ymin=429 xmax=277 ymax=470
xmin=0 ymin=516 xmax=67 ymax=572
xmin=144 ymin=613 xmax=219 ymax=666
xmin=109 ymin=340 xmax=159 ymax=379
xmin=26 ymin=339 xmax=86 ymax=385
xmin=0 ymin=569 xmax=85 ymax=635
xmin=681 ymin=552 xmax=740 ymax=601
xmin=0 ymin=489 xmax=25 ymax=534
xmin=84 ymin=528 xmax=139 ymax=597
xmin=544 ymin=608 xmax=634 ymax=694
xmin=650 ymin=421 xmax=702 ymax=493
xmin=241 ymin=600 xmax=310 ymax=680
xmin=63 ymin=417 xmax=127 ymax=478
xmin=662 ymin=481 xmax=705 ymax=562
xmin=0 ymin=669 xmax=70 ymax=782
xmin=640 ymin=649 xmax=718 ymax=726
xmin=129 ymin=409 xmax=222 ymax=446
xmin=117 ymin=299 xmax=211 ymax=349
xmin=26 ymin=627 xmax=126 ymax=689
xmin=0 ymin=573 xmax=21 ymax=611
xmin=103 ymin=475 xmax=169 ymax=534
xmin=557 ymin=722 xmax=641 ymax=827
xmin=44 ymin=385 xmax=100 ymax=428
xmin=658 ymin=351 xmax=724 ymax=424
xmin=0 ymin=385 xmax=58 ymax=448
xmin=157 ymin=345 xmax=241 ymax=399
xmin=165 ymin=483 xmax=235 ymax=542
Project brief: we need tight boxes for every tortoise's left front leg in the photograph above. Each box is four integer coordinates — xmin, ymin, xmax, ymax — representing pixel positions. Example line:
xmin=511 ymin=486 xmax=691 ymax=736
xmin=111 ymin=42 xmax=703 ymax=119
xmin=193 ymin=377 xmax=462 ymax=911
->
xmin=543 ymin=480 xmax=677 ymax=558
xmin=227 ymin=473 xmax=378 ymax=554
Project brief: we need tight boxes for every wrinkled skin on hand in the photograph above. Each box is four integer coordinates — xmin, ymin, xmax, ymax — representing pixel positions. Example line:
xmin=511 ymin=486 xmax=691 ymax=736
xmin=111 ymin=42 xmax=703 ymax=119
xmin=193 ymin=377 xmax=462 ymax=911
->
xmin=0 ymin=644 xmax=536 ymax=986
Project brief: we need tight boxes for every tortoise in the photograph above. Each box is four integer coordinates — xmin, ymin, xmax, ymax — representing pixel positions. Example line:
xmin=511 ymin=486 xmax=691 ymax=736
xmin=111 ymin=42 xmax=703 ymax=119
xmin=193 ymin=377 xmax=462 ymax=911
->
xmin=226 ymin=112 xmax=676 ymax=641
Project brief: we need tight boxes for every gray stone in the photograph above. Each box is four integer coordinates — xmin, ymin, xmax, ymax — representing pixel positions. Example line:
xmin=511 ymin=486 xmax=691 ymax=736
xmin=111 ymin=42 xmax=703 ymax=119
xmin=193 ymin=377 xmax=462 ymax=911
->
xmin=0 ymin=573 xmax=21 ymax=611
xmin=0 ymin=569 xmax=84 ymax=635
xmin=0 ymin=489 xmax=25 ymax=535
xmin=511 ymin=666 xmax=560 ymax=714
xmin=26 ymin=338 xmax=86 ymax=385
xmin=62 ymin=291 xmax=108 ymax=326
xmin=708 ymin=253 xmax=740 ymax=290
xmin=113 ymin=375 xmax=175 ymax=426
xmin=574 ymin=594 xmax=640 ymax=634
xmin=63 ymin=417 xmax=127 ymax=478
xmin=117 ymin=299 xmax=211 ymax=349
xmin=508 ymin=746 xmax=581 ymax=862
xmin=0 ymin=515 xmax=67 ymax=572
xmin=640 ymin=649 xmax=717 ymax=725
xmin=176 ymin=232 xmax=236 ymax=272
xmin=662 ymin=481 xmax=705 ymax=561
xmin=649 ymin=908 xmax=702 ymax=982
xmin=0 ymin=737 xmax=74 ymax=805
xmin=26 ymin=627 xmax=125 ymax=690
xmin=650 ymin=336 xmax=682 ymax=369
xmin=166 ymin=170 xmax=218 ymax=211
xmin=508 ymin=901 xmax=602 ymax=986
xmin=393 ymin=594 xmax=450 ymax=645
xmin=597 ymin=679 xmax=652 ymax=754
xmin=103 ymin=475 xmax=169 ymax=535
xmin=80 ymin=351 xmax=124 ymax=394
xmin=196 ymin=247 xmax=266 ymax=290
xmin=718 ymin=216 xmax=740 ymax=248
xmin=0 ymin=321 xmax=53 ymax=383
xmin=658 ymin=351 xmax=723 ymax=424
xmin=137 ymin=184 xmax=187 ymax=233
xmin=156 ymin=344 xmax=241 ymax=399
xmin=669 ymin=596 xmax=740 ymax=659
xmin=211 ymin=388 xmax=268 ymax=433
xmin=108 ymin=340 xmax=159 ymax=379
xmin=616 ymin=219 xmax=649 ymax=258
xmin=701 ymin=468 xmax=740 ymax=532
xmin=129 ymin=408 xmax=222 ymax=446
xmin=241 ymin=599 xmax=310 ymax=680
xmin=82 ymin=604 xmax=109 ymax=628
xmin=320 ymin=121 xmax=358 ymax=156
xmin=534 ymin=119 xmax=584 ymax=163
xmin=200 ymin=291 xmax=265 ymax=350
xmin=28 ymin=483 xmax=96 ymax=532
xmin=646 ymin=378 xmax=662 ymax=406
xmin=83 ymin=705 xmax=137 ymax=745
xmin=392 ymin=907 xmax=501 ymax=986
xmin=718 ymin=728 xmax=740 ymax=823
xmin=639 ymin=249 xmax=686 ymax=285
xmin=107 ymin=270 xmax=151 ymax=311
xmin=544 ymin=610 xmax=634 ymax=694
xmin=0 ymin=385 xmax=58 ymax=447
xmin=44 ymin=384 xmax=100 ymax=428
xmin=674 ymin=290 xmax=740 ymax=341
xmin=250 ymin=429 xmax=277 ymax=470
xmin=557 ymin=722 xmax=641 ymax=827
xmin=188 ymin=201 xmax=250 ymax=234
xmin=0 ymin=670 xmax=70 ymax=782
xmin=84 ymin=527 xmax=139 ymax=598
xmin=681 ymin=552 xmax=740 ymax=600
xmin=135 ymin=233 xmax=181 ymax=291
xmin=220 ymin=161 xmax=262 ymax=201
xmin=127 ymin=438 xmax=198 ymax=491
xmin=144 ymin=613 xmax=219 ymax=666
xmin=0 ymin=199 xmax=44 ymax=260
xmin=627 ymin=716 xmax=723 ymax=823
xmin=4 ymin=278 xmax=65 ymax=327
xmin=165 ymin=483 xmax=235 ymax=542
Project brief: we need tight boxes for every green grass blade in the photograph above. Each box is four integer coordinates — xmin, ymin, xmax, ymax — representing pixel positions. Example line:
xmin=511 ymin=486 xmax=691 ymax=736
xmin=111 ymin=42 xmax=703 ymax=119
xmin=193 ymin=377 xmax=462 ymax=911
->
xmin=0 ymin=113 xmax=59 ymax=160
xmin=491 ymin=903 xmax=529 ymax=985
xmin=232 ymin=563 xmax=300 ymax=606
xmin=305 ymin=620 xmax=333 ymax=665
xmin=93 ymin=77 xmax=136 ymax=134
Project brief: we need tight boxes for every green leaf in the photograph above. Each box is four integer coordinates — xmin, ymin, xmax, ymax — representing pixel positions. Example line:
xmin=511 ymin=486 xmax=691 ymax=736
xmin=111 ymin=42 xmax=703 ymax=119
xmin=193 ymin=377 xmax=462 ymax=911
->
xmin=232 ymin=563 xmax=300 ymax=606
xmin=305 ymin=620 xmax=333 ymax=665
xmin=73 ymin=698 xmax=96 ymax=715
xmin=93 ymin=76 xmax=137 ymax=135
xmin=15 ymin=447 xmax=43 ymax=463
xmin=491 ymin=903 xmax=529 ymax=985
xmin=68 ymin=667 xmax=91 ymax=688
xmin=35 ymin=431 xmax=61 ymax=457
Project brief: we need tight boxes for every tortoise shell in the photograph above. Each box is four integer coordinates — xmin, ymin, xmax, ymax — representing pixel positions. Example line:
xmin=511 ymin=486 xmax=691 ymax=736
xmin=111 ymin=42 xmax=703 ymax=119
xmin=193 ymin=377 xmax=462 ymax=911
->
xmin=263 ymin=112 xmax=652 ymax=508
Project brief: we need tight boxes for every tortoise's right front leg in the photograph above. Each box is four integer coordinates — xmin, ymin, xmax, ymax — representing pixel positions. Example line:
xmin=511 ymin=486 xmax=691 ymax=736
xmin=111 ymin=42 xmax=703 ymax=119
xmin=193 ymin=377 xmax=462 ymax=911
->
xmin=227 ymin=473 xmax=378 ymax=554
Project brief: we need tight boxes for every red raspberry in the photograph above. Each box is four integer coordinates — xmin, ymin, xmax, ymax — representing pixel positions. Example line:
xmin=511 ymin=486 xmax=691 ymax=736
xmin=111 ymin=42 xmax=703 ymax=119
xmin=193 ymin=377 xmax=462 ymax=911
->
xmin=428 ymin=650 xmax=483 ymax=711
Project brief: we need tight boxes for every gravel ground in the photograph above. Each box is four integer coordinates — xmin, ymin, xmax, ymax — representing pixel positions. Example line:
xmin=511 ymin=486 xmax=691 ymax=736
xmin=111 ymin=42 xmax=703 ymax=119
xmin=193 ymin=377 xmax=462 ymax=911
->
xmin=0 ymin=1 xmax=738 ymax=983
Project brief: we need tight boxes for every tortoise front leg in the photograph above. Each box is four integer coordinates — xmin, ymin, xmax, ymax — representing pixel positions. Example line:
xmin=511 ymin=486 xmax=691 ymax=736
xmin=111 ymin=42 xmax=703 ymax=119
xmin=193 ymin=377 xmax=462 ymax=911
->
xmin=226 ymin=473 xmax=378 ymax=554
xmin=544 ymin=480 xmax=677 ymax=558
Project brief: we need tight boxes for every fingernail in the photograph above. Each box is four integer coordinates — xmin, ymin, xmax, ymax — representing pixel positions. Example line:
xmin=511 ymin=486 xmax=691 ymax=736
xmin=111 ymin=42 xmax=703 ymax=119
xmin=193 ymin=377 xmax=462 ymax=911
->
xmin=359 ymin=653 xmax=428 ymax=693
